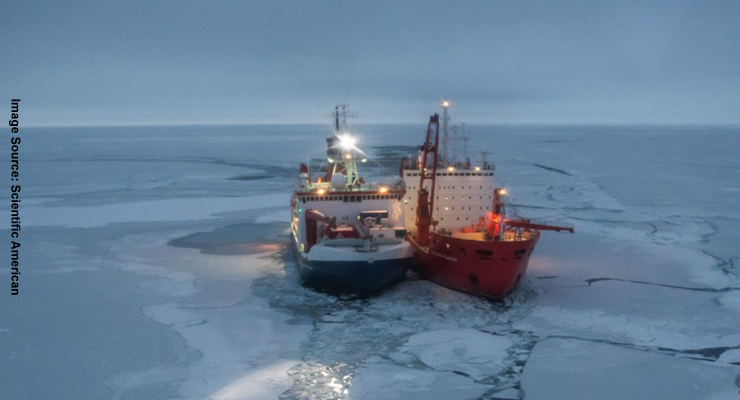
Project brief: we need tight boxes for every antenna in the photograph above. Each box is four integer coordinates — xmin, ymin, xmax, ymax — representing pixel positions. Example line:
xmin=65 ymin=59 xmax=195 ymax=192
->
xmin=441 ymin=100 xmax=450 ymax=165
xmin=334 ymin=104 xmax=356 ymax=132
xmin=460 ymin=123 xmax=470 ymax=161
xmin=334 ymin=105 xmax=340 ymax=132
xmin=451 ymin=125 xmax=458 ymax=165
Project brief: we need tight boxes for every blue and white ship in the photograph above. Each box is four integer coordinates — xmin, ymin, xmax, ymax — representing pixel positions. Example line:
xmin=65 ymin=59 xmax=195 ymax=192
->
xmin=290 ymin=106 xmax=412 ymax=294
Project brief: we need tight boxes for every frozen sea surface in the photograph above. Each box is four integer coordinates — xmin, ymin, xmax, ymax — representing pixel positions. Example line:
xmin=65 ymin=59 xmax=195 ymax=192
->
xmin=2 ymin=124 xmax=739 ymax=399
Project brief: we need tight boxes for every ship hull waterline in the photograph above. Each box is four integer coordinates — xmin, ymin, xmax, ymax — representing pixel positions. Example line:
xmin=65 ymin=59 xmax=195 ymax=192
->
xmin=291 ymin=241 xmax=410 ymax=296
xmin=408 ymin=232 xmax=540 ymax=300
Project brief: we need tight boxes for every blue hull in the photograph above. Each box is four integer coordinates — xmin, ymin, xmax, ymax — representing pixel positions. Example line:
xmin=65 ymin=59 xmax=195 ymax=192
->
xmin=294 ymin=250 xmax=409 ymax=296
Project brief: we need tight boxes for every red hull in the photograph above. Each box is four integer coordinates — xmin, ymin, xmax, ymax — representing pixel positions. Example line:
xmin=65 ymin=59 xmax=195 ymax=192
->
xmin=409 ymin=232 xmax=540 ymax=299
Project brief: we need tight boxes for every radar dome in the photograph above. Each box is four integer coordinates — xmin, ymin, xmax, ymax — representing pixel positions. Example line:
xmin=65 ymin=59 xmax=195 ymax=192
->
xmin=330 ymin=174 xmax=346 ymax=189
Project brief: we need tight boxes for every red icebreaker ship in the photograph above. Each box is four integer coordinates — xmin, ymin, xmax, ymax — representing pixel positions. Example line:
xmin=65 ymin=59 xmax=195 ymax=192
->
xmin=401 ymin=103 xmax=573 ymax=299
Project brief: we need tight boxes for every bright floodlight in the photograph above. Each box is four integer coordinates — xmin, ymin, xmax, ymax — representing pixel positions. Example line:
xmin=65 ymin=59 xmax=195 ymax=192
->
xmin=442 ymin=100 xmax=450 ymax=108
xmin=338 ymin=134 xmax=356 ymax=150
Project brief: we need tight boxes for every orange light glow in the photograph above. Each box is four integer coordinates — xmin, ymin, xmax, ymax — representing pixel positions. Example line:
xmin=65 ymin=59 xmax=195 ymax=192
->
xmin=379 ymin=187 xmax=389 ymax=194
xmin=447 ymin=166 xmax=455 ymax=172
xmin=317 ymin=189 xmax=326 ymax=195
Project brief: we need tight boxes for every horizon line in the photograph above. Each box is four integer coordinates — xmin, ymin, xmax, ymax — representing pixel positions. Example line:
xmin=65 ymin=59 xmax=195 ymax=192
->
xmin=20 ymin=121 xmax=740 ymax=129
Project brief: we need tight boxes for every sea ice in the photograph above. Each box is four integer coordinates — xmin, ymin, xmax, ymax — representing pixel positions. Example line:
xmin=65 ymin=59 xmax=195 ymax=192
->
xmin=399 ymin=328 xmax=513 ymax=380
xmin=521 ymin=338 xmax=740 ymax=400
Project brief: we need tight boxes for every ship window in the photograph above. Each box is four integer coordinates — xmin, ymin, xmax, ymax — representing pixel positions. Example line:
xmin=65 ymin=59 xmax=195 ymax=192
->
xmin=343 ymin=196 xmax=349 ymax=202
xmin=476 ymin=249 xmax=493 ymax=259
xmin=480 ymin=186 xmax=483 ymax=189
xmin=514 ymin=249 xmax=527 ymax=256
xmin=466 ymin=173 xmax=470 ymax=176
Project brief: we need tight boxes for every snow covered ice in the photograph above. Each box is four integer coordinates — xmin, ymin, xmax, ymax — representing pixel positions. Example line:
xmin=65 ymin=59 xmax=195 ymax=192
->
xmin=3 ymin=124 xmax=740 ymax=399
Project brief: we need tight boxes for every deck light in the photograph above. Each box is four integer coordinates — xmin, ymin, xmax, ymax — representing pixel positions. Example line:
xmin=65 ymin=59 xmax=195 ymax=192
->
xmin=317 ymin=189 xmax=326 ymax=195
xmin=338 ymin=134 xmax=356 ymax=150
xmin=379 ymin=187 xmax=389 ymax=194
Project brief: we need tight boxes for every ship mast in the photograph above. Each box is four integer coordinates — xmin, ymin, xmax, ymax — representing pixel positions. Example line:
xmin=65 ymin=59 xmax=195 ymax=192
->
xmin=326 ymin=105 xmax=361 ymax=188
xmin=441 ymin=100 xmax=450 ymax=165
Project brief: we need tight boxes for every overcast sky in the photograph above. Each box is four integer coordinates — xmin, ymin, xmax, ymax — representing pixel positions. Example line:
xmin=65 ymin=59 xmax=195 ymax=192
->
xmin=2 ymin=1 xmax=739 ymax=126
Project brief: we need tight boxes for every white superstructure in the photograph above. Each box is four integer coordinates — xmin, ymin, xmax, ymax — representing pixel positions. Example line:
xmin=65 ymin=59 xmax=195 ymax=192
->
xmin=401 ymin=100 xmax=496 ymax=232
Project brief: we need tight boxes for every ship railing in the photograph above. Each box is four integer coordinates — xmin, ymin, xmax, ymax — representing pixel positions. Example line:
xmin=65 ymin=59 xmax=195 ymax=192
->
xmin=402 ymin=165 xmax=496 ymax=172
xmin=302 ymin=182 xmax=404 ymax=193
